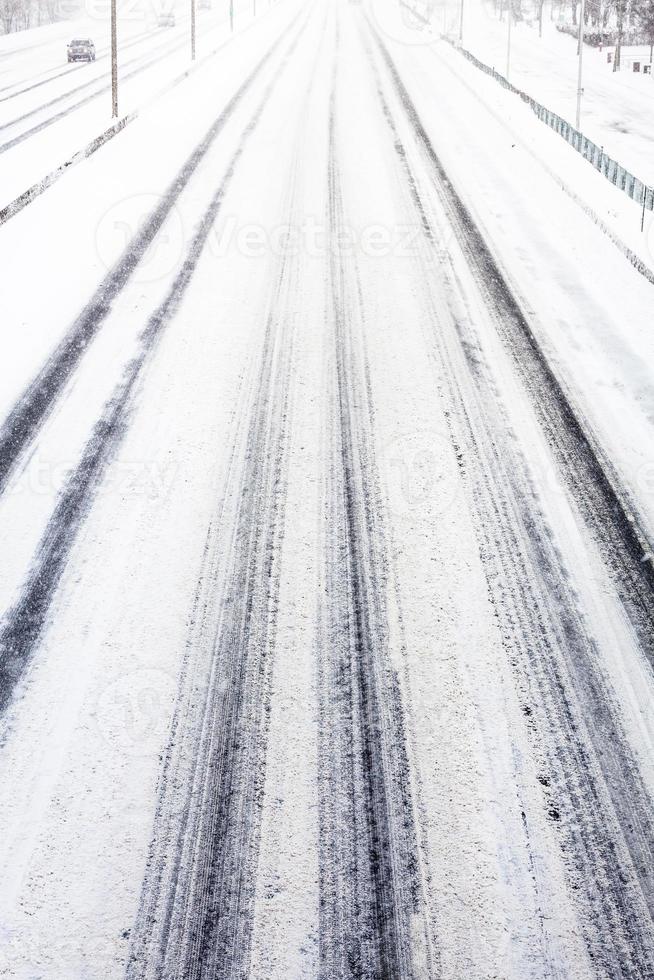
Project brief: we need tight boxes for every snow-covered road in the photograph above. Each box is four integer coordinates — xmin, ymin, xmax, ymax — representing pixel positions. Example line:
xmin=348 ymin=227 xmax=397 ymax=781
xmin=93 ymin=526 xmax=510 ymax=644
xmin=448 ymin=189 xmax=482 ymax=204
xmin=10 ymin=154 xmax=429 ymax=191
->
xmin=1 ymin=0 xmax=654 ymax=977
xmin=0 ymin=0 xmax=262 ymax=206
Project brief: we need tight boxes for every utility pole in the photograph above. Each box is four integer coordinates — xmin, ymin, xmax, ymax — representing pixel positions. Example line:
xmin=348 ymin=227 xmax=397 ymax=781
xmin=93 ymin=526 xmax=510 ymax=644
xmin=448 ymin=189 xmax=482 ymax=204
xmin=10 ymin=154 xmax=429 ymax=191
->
xmin=111 ymin=0 xmax=118 ymax=117
xmin=230 ymin=0 xmax=234 ymax=31
xmin=506 ymin=0 xmax=512 ymax=79
xmin=576 ymin=0 xmax=585 ymax=128
xmin=191 ymin=0 xmax=196 ymax=59
xmin=459 ymin=0 xmax=464 ymax=43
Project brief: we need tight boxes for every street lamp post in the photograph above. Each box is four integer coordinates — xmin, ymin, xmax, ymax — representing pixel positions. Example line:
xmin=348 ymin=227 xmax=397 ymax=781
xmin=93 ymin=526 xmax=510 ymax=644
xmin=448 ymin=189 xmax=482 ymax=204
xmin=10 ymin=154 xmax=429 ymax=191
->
xmin=576 ymin=0 xmax=586 ymax=129
xmin=506 ymin=0 xmax=512 ymax=79
xmin=191 ymin=0 xmax=196 ymax=60
xmin=230 ymin=0 xmax=234 ymax=31
xmin=459 ymin=0 xmax=464 ymax=43
xmin=111 ymin=0 xmax=118 ymax=117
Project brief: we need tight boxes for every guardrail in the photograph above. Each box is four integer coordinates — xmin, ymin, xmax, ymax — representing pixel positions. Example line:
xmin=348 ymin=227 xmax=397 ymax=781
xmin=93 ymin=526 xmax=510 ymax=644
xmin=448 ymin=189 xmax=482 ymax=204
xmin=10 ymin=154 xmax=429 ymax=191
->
xmin=448 ymin=39 xmax=654 ymax=214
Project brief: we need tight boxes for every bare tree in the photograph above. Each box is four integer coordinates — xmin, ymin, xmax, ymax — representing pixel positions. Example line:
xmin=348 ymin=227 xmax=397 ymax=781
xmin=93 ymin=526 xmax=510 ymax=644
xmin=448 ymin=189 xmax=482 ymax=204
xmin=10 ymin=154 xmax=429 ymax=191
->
xmin=635 ymin=0 xmax=654 ymax=61
xmin=613 ymin=0 xmax=627 ymax=67
xmin=0 ymin=0 xmax=70 ymax=33
xmin=0 ymin=0 xmax=22 ymax=32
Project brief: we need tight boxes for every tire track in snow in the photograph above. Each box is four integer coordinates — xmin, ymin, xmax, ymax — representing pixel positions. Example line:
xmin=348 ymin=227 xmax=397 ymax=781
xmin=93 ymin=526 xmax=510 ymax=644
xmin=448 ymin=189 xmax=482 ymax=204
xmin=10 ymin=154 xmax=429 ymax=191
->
xmin=125 ymin=12 xmax=325 ymax=978
xmin=0 ymin=15 xmax=309 ymax=718
xmin=363 ymin=19 xmax=654 ymax=977
xmin=368 ymin=22 xmax=654 ymax=661
xmin=128 ymin=290 xmax=293 ymax=980
xmin=0 ymin=8 xmax=302 ymax=497
xmin=316 ymin=37 xmax=433 ymax=980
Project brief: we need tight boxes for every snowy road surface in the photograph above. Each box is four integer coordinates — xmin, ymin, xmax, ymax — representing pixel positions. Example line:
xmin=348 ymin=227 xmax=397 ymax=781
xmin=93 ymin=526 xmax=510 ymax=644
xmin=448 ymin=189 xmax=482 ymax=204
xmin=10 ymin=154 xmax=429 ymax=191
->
xmin=1 ymin=0 xmax=654 ymax=977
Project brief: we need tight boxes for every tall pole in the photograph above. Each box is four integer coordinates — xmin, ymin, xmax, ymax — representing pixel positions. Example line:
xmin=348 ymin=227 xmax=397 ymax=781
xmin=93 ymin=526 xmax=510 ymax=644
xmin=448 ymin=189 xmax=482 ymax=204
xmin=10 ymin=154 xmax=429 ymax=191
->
xmin=111 ymin=0 xmax=118 ymax=118
xmin=191 ymin=0 xmax=196 ymax=60
xmin=230 ymin=0 xmax=234 ymax=31
xmin=576 ymin=0 xmax=585 ymax=129
xmin=459 ymin=0 xmax=464 ymax=43
xmin=506 ymin=0 xmax=512 ymax=79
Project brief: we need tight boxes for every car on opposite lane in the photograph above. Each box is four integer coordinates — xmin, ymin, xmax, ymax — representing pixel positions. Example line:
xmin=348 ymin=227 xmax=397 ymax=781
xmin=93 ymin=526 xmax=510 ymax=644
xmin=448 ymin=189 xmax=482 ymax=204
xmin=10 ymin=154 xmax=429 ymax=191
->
xmin=67 ymin=38 xmax=96 ymax=62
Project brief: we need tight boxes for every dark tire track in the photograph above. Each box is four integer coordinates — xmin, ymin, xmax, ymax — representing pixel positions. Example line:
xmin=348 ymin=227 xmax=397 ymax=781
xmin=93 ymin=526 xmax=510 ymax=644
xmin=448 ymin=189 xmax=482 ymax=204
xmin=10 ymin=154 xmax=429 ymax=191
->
xmin=129 ymin=279 xmax=294 ymax=980
xmin=316 ymin=41 xmax=432 ymax=980
xmin=125 ymin=14 xmax=325 ymax=978
xmin=0 ymin=9 xmax=303 ymax=499
xmin=368 ymin=22 xmax=654 ymax=660
xmin=362 ymin=19 xmax=654 ymax=977
xmin=0 ymin=15 xmax=309 ymax=718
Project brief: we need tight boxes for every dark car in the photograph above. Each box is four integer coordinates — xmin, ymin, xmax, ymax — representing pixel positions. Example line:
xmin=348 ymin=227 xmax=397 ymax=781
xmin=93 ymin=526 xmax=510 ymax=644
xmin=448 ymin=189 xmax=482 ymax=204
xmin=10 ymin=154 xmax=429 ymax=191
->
xmin=67 ymin=38 xmax=96 ymax=62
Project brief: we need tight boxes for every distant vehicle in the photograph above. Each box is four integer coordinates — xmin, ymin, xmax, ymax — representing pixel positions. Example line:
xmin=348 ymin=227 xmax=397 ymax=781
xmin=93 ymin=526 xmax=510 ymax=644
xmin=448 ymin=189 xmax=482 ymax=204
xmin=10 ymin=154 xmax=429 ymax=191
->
xmin=67 ymin=38 xmax=96 ymax=63
xmin=157 ymin=12 xmax=176 ymax=25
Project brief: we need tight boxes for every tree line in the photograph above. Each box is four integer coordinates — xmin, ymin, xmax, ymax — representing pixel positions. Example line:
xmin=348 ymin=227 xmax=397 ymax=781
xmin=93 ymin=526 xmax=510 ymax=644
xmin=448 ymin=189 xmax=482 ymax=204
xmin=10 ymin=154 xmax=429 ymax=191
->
xmin=489 ymin=0 xmax=654 ymax=65
xmin=1 ymin=0 xmax=81 ymax=35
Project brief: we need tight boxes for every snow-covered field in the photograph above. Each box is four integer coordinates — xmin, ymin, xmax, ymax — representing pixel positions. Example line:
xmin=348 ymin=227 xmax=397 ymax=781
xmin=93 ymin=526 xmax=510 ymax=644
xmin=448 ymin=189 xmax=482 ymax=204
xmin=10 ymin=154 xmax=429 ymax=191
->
xmin=456 ymin=0 xmax=654 ymax=185
xmin=0 ymin=0 xmax=653 ymax=976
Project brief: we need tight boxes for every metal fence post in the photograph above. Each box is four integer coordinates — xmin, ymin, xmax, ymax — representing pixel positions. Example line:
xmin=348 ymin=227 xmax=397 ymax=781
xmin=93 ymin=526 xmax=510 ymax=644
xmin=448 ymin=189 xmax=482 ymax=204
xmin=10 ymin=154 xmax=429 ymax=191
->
xmin=576 ymin=0 xmax=585 ymax=129
xmin=111 ymin=0 xmax=118 ymax=118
